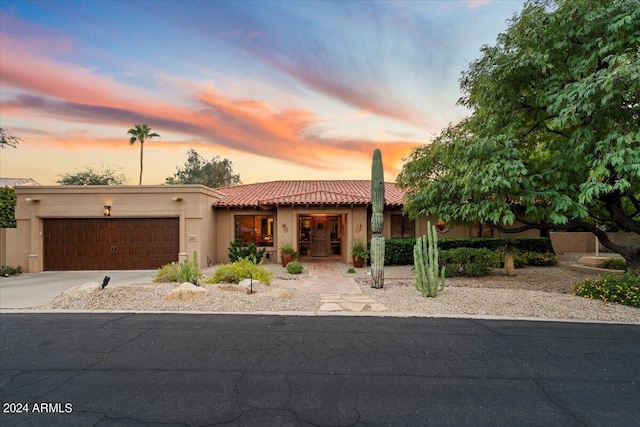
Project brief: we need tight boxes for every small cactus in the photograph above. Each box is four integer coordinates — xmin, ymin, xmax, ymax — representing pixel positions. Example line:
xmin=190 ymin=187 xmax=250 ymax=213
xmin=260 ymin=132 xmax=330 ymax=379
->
xmin=171 ymin=251 xmax=200 ymax=285
xmin=414 ymin=222 xmax=445 ymax=297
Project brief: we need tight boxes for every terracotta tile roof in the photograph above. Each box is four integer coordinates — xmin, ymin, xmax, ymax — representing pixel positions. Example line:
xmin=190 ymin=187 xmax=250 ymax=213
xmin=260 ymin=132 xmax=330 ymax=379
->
xmin=213 ymin=180 xmax=405 ymax=208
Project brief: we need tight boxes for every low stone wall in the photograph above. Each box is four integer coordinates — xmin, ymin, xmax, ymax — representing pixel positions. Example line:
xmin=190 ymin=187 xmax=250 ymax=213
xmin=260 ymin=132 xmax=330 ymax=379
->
xmin=551 ymin=231 xmax=639 ymax=253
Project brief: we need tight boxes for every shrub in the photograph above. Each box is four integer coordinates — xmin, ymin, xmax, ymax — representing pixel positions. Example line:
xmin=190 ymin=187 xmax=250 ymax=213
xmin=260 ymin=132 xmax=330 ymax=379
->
xmin=572 ymin=272 xmax=640 ymax=308
xmin=439 ymin=248 xmax=497 ymax=277
xmin=153 ymin=263 xmax=176 ymax=283
xmin=207 ymin=258 xmax=272 ymax=285
xmin=0 ymin=265 xmax=22 ymax=276
xmin=228 ymin=238 xmax=266 ymax=263
xmin=523 ymin=251 xmax=558 ymax=267
xmin=171 ymin=251 xmax=200 ymax=284
xmin=602 ymin=258 xmax=627 ymax=270
xmin=286 ymin=261 xmax=303 ymax=274
xmin=383 ymin=238 xmax=416 ymax=265
xmin=375 ymin=237 xmax=554 ymax=266
xmin=154 ymin=252 xmax=201 ymax=284
xmin=347 ymin=268 xmax=356 ymax=274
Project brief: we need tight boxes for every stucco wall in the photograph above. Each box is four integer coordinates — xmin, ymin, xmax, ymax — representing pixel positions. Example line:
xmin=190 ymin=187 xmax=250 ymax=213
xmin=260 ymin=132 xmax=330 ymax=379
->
xmin=10 ymin=185 xmax=223 ymax=272
xmin=214 ymin=206 xmax=369 ymax=265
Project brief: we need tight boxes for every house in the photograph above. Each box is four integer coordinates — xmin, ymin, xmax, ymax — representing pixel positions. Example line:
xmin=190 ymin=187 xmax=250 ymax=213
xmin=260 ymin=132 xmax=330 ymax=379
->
xmin=4 ymin=180 xmax=539 ymax=272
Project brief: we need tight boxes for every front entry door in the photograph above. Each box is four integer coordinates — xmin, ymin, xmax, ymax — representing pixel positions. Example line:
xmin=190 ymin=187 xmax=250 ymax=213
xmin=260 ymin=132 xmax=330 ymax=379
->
xmin=311 ymin=217 xmax=329 ymax=257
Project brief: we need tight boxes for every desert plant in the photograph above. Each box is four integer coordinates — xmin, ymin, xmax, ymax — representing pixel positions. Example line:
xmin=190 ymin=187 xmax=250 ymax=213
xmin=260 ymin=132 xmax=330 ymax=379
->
xmin=524 ymin=252 xmax=558 ymax=267
xmin=351 ymin=239 xmax=369 ymax=258
xmin=572 ymin=271 xmax=639 ymax=308
xmin=414 ymin=221 xmax=446 ymax=297
xmin=207 ymin=257 xmax=272 ymax=285
xmin=286 ymin=261 xmax=303 ymax=274
xmin=228 ymin=238 xmax=266 ymax=263
xmin=279 ymin=242 xmax=298 ymax=257
xmin=171 ymin=251 xmax=201 ymax=285
xmin=0 ymin=265 xmax=22 ymax=276
xmin=602 ymin=258 xmax=627 ymax=271
xmin=439 ymin=248 xmax=496 ymax=277
xmin=370 ymin=148 xmax=386 ymax=288
xmin=153 ymin=263 xmax=177 ymax=283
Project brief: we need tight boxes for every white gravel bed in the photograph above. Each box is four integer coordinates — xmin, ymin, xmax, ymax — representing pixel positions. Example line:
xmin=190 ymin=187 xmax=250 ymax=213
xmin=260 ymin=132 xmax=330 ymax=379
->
xmin=40 ymin=282 xmax=320 ymax=312
xmin=34 ymin=253 xmax=639 ymax=322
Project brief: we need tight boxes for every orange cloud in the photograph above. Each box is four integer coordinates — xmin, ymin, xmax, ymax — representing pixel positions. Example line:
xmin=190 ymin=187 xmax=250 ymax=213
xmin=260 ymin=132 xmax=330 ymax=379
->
xmin=0 ymin=33 xmax=420 ymax=178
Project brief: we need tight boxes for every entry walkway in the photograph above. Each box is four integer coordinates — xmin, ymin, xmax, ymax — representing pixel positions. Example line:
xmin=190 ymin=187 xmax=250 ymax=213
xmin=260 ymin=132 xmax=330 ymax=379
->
xmin=274 ymin=263 xmax=387 ymax=312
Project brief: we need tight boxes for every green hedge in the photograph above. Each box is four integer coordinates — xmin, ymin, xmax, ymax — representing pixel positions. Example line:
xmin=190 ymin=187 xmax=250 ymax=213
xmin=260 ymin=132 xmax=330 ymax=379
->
xmin=439 ymin=248 xmax=497 ymax=277
xmin=377 ymin=237 xmax=554 ymax=266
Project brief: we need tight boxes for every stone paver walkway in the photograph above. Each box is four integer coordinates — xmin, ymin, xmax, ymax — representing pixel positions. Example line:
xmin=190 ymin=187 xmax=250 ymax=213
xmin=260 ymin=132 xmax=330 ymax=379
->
xmin=274 ymin=263 xmax=387 ymax=312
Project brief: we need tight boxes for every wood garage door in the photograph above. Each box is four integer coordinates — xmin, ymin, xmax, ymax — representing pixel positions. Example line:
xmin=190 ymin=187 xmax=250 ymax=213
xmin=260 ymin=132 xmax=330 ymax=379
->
xmin=44 ymin=218 xmax=179 ymax=270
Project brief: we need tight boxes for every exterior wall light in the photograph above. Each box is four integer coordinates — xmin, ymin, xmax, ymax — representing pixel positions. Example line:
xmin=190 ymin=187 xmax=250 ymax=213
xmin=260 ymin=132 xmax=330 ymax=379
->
xmin=103 ymin=205 xmax=112 ymax=216
xmin=172 ymin=197 xmax=183 ymax=201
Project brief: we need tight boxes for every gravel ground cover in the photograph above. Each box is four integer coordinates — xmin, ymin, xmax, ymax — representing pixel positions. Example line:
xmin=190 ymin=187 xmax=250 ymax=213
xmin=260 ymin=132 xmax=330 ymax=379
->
xmin=35 ymin=253 xmax=640 ymax=322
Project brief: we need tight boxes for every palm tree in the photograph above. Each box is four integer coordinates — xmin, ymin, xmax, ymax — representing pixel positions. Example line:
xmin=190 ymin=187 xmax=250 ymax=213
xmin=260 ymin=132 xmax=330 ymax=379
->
xmin=127 ymin=124 xmax=160 ymax=185
xmin=0 ymin=128 xmax=21 ymax=149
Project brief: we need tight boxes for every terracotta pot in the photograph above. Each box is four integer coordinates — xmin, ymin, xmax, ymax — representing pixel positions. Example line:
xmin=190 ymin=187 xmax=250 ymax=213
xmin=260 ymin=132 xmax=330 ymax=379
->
xmin=281 ymin=254 xmax=294 ymax=267
xmin=353 ymin=255 xmax=365 ymax=268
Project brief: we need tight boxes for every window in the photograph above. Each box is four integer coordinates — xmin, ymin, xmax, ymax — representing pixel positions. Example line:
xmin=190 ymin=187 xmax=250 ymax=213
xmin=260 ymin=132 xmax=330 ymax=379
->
xmin=234 ymin=215 xmax=274 ymax=246
xmin=391 ymin=214 xmax=415 ymax=238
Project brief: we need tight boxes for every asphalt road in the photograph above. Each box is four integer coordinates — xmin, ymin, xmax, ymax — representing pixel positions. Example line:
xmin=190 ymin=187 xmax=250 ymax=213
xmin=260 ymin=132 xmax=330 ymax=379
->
xmin=1 ymin=314 xmax=639 ymax=426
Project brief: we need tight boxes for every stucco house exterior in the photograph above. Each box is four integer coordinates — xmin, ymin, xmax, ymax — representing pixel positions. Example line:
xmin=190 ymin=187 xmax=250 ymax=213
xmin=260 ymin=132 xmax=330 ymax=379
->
xmin=3 ymin=180 xmax=539 ymax=272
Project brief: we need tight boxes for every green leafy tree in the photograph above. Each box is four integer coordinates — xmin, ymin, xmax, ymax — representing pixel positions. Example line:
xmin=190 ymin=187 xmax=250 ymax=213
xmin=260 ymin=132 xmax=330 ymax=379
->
xmin=397 ymin=0 xmax=640 ymax=270
xmin=0 ymin=128 xmax=21 ymax=149
xmin=127 ymin=124 xmax=160 ymax=185
xmin=0 ymin=187 xmax=17 ymax=228
xmin=57 ymin=166 xmax=128 ymax=185
xmin=165 ymin=149 xmax=241 ymax=188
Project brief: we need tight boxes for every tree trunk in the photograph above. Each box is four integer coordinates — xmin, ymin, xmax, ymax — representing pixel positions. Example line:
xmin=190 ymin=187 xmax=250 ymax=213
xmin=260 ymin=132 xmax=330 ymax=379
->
xmin=622 ymin=251 xmax=640 ymax=273
xmin=504 ymin=252 xmax=516 ymax=276
xmin=139 ymin=141 xmax=144 ymax=185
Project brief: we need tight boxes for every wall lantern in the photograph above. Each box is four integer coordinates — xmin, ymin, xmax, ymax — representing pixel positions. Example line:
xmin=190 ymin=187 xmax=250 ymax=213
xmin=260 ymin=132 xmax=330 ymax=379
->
xmin=103 ymin=205 xmax=112 ymax=217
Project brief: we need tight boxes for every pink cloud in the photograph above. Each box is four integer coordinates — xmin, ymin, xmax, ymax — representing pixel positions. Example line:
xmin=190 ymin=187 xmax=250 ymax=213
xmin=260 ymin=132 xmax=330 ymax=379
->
xmin=0 ymin=33 xmax=418 ymax=176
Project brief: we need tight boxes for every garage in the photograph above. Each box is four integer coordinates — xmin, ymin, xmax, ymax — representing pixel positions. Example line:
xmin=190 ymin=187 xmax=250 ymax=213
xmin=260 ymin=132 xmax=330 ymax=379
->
xmin=44 ymin=218 xmax=179 ymax=271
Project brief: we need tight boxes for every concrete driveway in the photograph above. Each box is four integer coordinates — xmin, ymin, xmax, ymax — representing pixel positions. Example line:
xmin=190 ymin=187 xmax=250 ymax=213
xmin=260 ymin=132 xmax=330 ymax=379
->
xmin=0 ymin=270 xmax=155 ymax=309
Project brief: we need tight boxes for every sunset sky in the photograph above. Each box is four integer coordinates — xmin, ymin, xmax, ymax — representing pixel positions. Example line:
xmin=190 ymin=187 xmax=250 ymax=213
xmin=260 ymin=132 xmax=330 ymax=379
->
xmin=0 ymin=0 xmax=525 ymax=186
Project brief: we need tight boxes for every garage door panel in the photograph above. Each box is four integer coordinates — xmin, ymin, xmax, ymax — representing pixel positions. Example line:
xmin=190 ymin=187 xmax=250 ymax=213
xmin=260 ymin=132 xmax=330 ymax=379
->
xmin=44 ymin=218 xmax=179 ymax=271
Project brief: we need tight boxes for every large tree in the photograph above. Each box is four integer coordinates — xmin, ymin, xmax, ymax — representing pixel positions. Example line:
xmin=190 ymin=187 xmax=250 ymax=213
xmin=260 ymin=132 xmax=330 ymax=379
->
xmin=165 ymin=149 xmax=241 ymax=188
xmin=127 ymin=124 xmax=160 ymax=185
xmin=0 ymin=128 xmax=21 ymax=149
xmin=57 ymin=166 xmax=128 ymax=185
xmin=397 ymin=0 xmax=640 ymax=269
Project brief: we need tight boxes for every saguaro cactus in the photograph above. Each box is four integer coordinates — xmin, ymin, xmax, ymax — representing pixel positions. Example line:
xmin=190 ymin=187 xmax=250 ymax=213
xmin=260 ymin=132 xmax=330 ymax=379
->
xmin=414 ymin=222 xmax=445 ymax=297
xmin=370 ymin=148 xmax=385 ymax=289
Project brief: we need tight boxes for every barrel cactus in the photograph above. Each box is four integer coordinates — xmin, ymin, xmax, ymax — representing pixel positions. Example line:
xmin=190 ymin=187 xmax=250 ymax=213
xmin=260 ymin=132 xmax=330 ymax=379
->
xmin=370 ymin=148 xmax=385 ymax=289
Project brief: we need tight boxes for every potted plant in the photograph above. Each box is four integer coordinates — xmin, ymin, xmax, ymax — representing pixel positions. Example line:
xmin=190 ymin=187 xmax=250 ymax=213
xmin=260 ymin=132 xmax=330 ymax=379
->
xmin=279 ymin=242 xmax=298 ymax=267
xmin=351 ymin=239 xmax=368 ymax=268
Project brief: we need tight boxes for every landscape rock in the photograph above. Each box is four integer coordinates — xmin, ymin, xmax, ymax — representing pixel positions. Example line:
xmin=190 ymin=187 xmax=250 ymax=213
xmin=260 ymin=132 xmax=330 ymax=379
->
xmin=61 ymin=282 xmax=100 ymax=298
xmin=165 ymin=282 xmax=208 ymax=301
